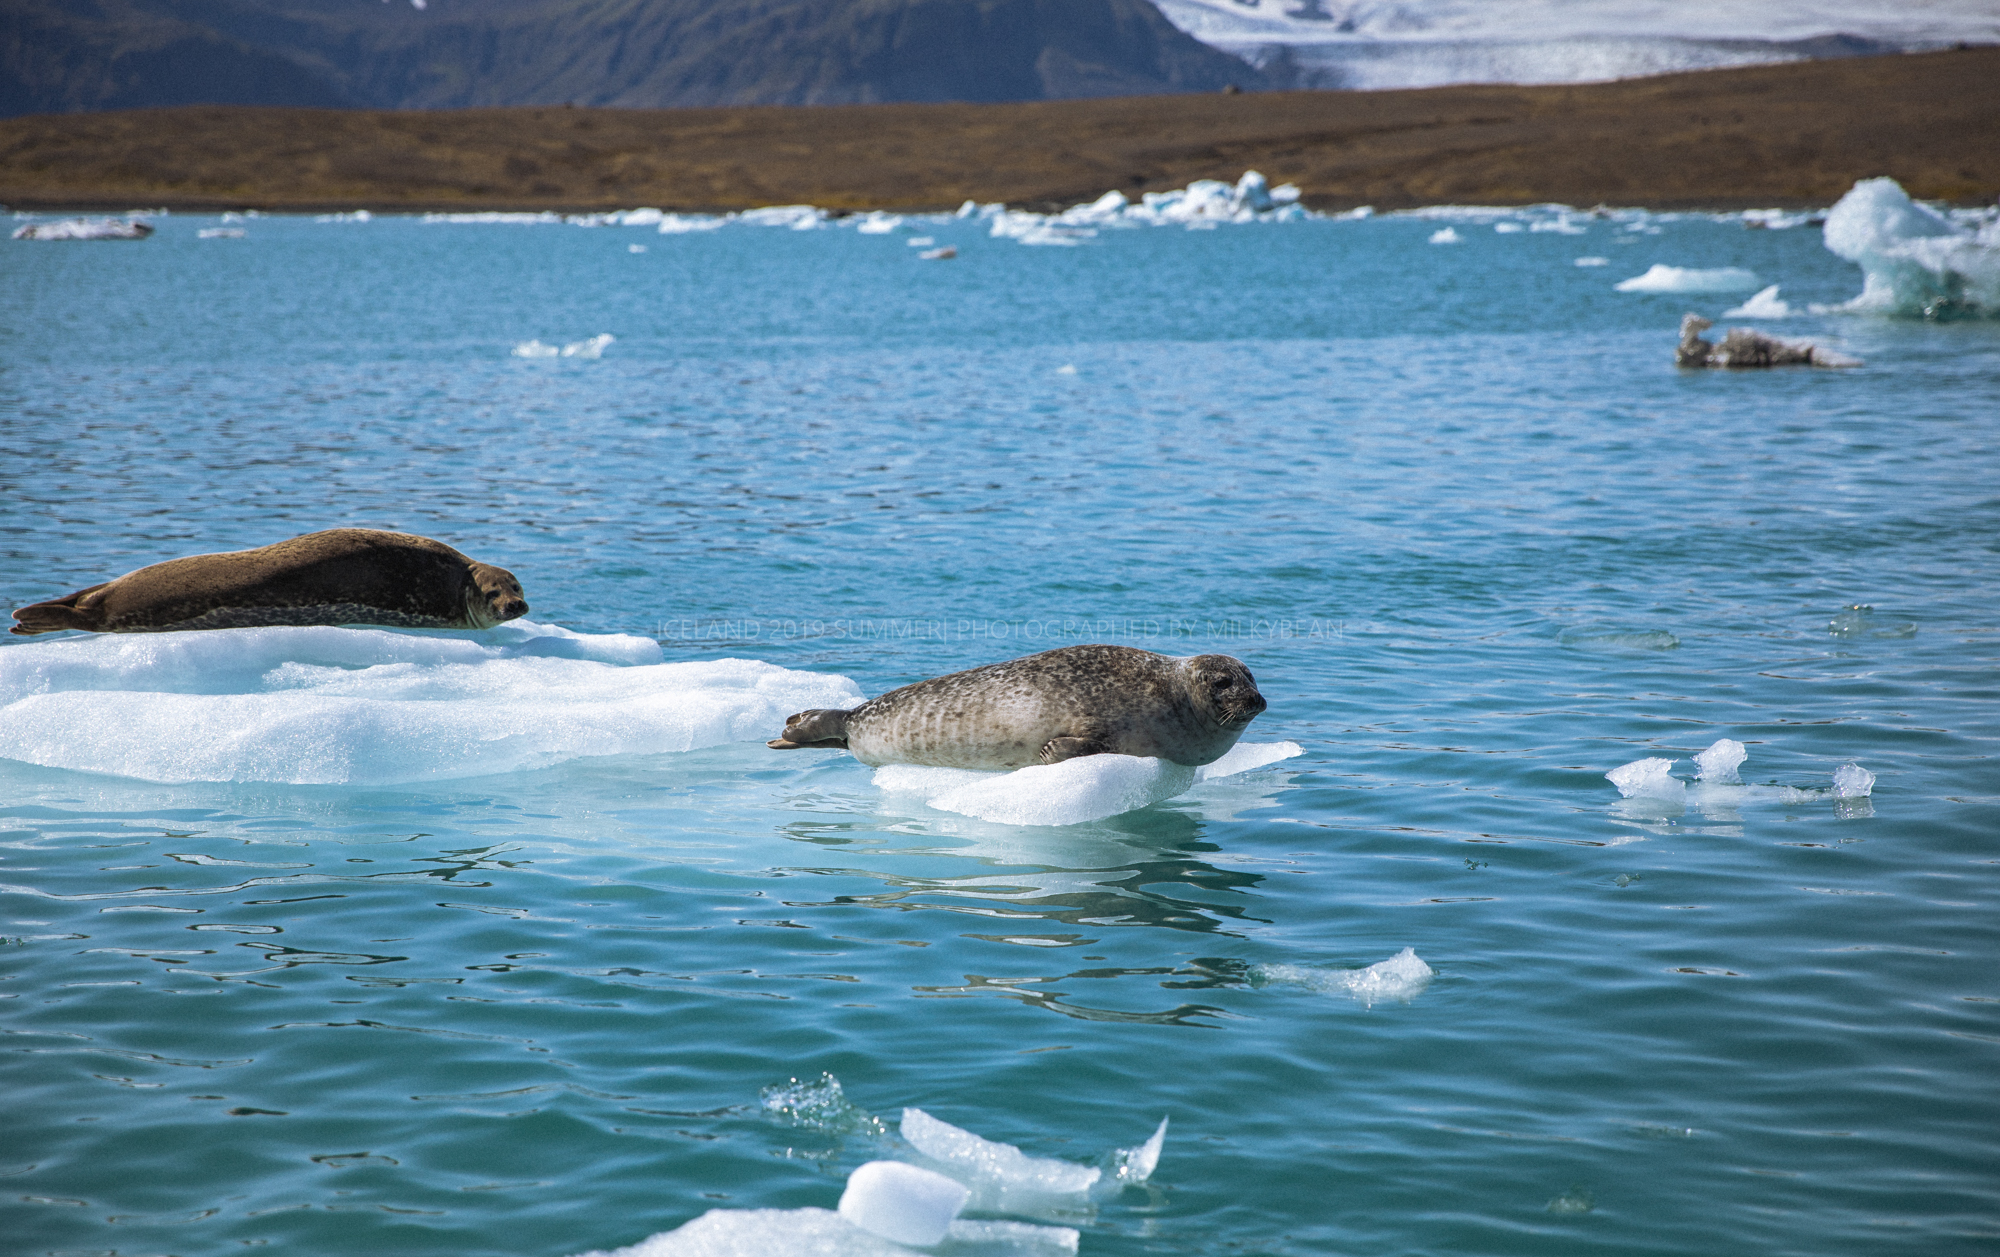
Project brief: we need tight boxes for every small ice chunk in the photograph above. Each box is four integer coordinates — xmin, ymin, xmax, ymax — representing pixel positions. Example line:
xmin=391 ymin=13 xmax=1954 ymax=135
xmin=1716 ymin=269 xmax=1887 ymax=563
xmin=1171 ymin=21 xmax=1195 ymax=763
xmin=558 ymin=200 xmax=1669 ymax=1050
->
xmin=628 ymin=243 xmax=647 ymax=253
xmin=1832 ymin=763 xmax=1875 ymax=799
xmin=1108 ymin=1117 xmax=1167 ymax=1185
xmin=1495 ymin=222 xmax=1524 ymax=233
xmin=1722 ymin=284 xmax=1793 ymax=317
xmin=839 ymin=1161 xmax=968 ymax=1247
xmin=1252 ymin=947 xmax=1433 ymax=1007
xmin=512 ymin=339 xmax=560 ymax=358
xmin=1574 ymin=256 xmax=1608 ymax=266
xmin=1614 ymin=264 xmax=1761 ymax=293
xmin=1693 ymin=739 xmax=1746 ymax=784
xmin=1429 ymin=227 xmax=1462 ymax=244
xmin=900 ymin=1108 xmax=1101 ymax=1212
xmin=1606 ymin=757 xmax=1684 ymax=800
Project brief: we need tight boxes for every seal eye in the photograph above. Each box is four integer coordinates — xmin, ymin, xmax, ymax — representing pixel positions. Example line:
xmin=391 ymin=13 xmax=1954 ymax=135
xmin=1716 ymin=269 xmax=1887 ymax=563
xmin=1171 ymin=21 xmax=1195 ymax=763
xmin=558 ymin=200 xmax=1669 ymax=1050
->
xmin=1213 ymin=676 xmax=1233 ymax=688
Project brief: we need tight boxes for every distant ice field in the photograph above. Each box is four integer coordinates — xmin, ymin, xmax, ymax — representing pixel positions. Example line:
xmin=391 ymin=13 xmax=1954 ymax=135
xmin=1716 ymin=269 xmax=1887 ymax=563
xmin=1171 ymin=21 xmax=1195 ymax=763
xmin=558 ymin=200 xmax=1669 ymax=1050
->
xmin=2 ymin=188 xmax=1998 ymax=1257
xmin=1155 ymin=0 xmax=2000 ymax=89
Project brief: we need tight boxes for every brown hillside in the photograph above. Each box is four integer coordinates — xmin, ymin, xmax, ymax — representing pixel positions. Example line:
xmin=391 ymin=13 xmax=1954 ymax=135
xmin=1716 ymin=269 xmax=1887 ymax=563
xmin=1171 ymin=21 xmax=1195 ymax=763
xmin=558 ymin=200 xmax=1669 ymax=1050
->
xmin=3 ymin=46 xmax=1995 ymax=212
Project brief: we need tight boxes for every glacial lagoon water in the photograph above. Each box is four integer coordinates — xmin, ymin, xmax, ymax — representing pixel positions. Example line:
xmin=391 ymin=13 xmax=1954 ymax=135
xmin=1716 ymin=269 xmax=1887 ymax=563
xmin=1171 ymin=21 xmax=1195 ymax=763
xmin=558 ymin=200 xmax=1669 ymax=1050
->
xmin=3 ymin=189 xmax=1998 ymax=1256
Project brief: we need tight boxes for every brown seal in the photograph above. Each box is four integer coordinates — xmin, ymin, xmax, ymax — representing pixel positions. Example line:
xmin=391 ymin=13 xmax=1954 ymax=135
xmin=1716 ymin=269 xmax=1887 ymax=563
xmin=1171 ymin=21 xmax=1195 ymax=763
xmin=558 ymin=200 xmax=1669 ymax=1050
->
xmin=767 ymin=644 xmax=1266 ymax=770
xmin=10 ymin=529 xmax=528 ymax=636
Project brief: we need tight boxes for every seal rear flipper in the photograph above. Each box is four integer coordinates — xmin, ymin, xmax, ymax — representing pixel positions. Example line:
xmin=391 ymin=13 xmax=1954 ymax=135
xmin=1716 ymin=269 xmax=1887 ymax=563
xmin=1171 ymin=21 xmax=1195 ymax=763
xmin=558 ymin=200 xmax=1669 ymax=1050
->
xmin=1039 ymin=736 xmax=1113 ymax=765
xmin=767 ymin=708 xmax=853 ymax=751
xmin=10 ymin=583 xmax=110 ymax=635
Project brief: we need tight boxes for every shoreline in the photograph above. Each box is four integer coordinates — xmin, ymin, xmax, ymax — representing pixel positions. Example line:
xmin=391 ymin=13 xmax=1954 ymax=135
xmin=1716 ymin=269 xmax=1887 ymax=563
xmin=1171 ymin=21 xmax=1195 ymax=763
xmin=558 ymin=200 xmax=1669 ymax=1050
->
xmin=3 ymin=47 xmax=1996 ymax=215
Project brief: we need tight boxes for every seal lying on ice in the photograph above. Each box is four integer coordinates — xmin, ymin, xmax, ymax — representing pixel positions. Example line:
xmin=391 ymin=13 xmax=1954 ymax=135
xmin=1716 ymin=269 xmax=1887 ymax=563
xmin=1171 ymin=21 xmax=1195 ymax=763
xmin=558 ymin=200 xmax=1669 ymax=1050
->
xmin=1676 ymin=314 xmax=1860 ymax=368
xmin=767 ymin=644 xmax=1267 ymax=770
xmin=10 ymin=528 xmax=528 ymax=635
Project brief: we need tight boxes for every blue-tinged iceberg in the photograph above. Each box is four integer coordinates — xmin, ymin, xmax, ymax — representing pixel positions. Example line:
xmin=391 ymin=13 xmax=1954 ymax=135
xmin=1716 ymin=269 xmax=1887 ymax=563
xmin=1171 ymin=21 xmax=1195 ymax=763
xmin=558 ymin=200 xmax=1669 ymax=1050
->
xmin=1822 ymin=177 xmax=2000 ymax=318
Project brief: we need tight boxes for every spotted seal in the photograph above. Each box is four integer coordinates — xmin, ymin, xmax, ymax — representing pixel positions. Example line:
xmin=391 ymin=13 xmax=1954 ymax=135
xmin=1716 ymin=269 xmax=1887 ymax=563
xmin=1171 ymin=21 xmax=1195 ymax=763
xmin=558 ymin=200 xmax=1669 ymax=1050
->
xmin=10 ymin=528 xmax=528 ymax=635
xmin=767 ymin=644 xmax=1267 ymax=769
xmin=1676 ymin=313 xmax=1860 ymax=368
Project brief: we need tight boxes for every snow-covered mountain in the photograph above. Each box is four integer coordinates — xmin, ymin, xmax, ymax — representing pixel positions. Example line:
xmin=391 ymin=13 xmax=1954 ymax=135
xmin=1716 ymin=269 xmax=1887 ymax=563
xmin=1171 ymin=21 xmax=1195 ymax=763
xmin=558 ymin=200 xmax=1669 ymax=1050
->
xmin=1152 ymin=0 xmax=2000 ymax=89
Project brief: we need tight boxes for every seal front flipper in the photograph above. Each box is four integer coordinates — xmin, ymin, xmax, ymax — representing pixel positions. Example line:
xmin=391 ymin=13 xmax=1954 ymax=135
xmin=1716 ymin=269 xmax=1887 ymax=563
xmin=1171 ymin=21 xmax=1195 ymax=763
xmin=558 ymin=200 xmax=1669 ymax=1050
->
xmin=767 ymin=708 xmax=854 ymax=750
xmin=10 ymin=582 xmax=111 ymax=635
xmin=1039 ymin=736 xmax=1113 ymax=765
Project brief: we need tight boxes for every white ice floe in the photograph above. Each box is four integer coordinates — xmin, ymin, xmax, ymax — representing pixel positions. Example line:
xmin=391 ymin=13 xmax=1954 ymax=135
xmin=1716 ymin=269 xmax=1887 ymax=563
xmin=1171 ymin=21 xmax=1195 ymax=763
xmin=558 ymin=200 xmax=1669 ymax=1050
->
xmin=198 ymin=227 xmax=246 ymax=239
xmin=314 ymin=209 xmax=373 ymax=224
xmin=855 ymin=213 xmax=905 ymax=234
xmin=1821 ymin=177 xmax=2000 ymax=317
xmin=900 ymin=1108 xmax=1166 ymax=1215
xmin=1252 ymin=947 xmax=1434 ymax=1008
xmin=1722 ymin=284 xmax=1794 ymax=317
xmin=0 ymin=622 xmax=861 ymax=785
xmin=513 ymin=333 xmax=614 ymax=358
xmin=902 ymin=1107 xmax=1103 ymax=1208
xmin=873 ymin=741 xmax=1302 ymax=826
xmin=12 ymin=217 xmax=153 ymax=241
xmin=1429 ymin=227 xmax=1462 ymax=244
xmin=1614 ymin=264 xmax=1762 ymax=293
xmin=1574 ymin=256 xmax=1608 ymax=266
xmin=840 ymin=1161 xmax=969 ymax=1247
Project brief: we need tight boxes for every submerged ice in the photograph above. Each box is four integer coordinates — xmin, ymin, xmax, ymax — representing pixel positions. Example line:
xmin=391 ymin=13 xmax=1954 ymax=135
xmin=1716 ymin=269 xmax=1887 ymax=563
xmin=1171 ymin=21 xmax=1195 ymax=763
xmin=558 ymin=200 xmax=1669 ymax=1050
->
xmin=1253 ymin=947 xmax=1435 ymax=1007
xmin=872 ymin=741 xmax=1304 ymax=826
xmin=0 ymin=622 xmax=861 ymax=785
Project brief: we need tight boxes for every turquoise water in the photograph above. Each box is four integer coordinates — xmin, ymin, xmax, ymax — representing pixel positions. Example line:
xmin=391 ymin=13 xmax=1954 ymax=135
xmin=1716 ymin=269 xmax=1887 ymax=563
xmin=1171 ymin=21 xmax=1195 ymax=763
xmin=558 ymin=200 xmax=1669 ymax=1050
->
xmin=3 ymin=205 xmax=1998 ymax=1255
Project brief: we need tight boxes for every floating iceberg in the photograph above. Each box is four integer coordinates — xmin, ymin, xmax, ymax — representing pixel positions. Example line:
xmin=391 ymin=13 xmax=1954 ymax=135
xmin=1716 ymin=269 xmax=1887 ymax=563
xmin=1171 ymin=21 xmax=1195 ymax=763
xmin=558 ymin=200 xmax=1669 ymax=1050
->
xmin=1429 ymin=227 xmax=1462 ymax=244
xmin=1821 ymin=177 xmax=2000 ymax=317
xmin=1722 ymin=284 xmax=1794 ymax=317
xmin=1252 ymin=947 xmax=1434 ymax=1007
xmin=1615 ymin=264 xmax=1762 ymax=293
xmin=0 ymin=622 xmax=861 ymax=785
xmin=872 ymin=741 xmax=1302 ymax=826
xmin=12 ymin=217 xmax=153 ymax=241
xmin=570 ymin=1207 xmax=1074 ymax=1257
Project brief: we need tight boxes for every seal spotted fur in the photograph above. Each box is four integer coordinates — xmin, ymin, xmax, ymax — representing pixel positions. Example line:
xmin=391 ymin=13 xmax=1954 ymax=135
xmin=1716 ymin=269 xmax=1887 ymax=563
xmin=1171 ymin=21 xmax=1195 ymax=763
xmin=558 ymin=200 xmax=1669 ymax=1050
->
xmin=1676 ymin=313 xmax=1860 ymax=368
xmin=767 ymin=644 xmax=1266 ymax=770
xmin=10 ymin=528 xmax=528 ymax=636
